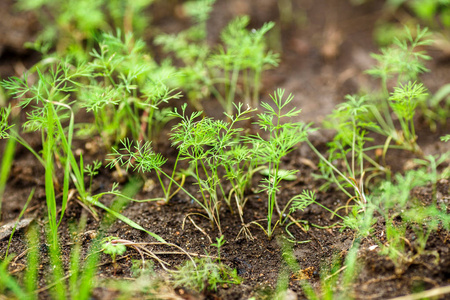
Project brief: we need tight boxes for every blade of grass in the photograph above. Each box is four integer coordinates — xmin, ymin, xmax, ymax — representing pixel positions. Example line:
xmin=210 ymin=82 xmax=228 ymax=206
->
xmin=24 ymin=222 xmax=39 ymax=300
xmin=93 ymin=200 xmax=166 ymax=243
xmin=0 ymin=136 xmax=16 ymax=221
xmin=0 ymin=256 xmax=28 ymax=299
xmin=46 ymin=225 xmax=66 ymax=300
xmin=5 ymin=188 xmax=35 ymax=257
xmin=96 ymin=177 xmax=167 ymax=243
xmin=43 ymin=101 xmax=57 ymax=242
xmin=77 ymin=236 xmax=102 ymax=299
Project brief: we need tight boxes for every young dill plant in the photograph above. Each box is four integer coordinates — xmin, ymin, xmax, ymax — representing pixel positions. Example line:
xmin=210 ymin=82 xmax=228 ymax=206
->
xmin=169 ymin=103 xmax=255 ymax=235
xmin=289 ymin=190 xmax=345 ymax=222
xmin=314 ymin=94 xmax=385 ymax=210
xmin=171 ymin=236 xmax=241 ymax=292
xmin=108 ymin=138 xmax=225 ymax=240
xmin=441 ymin=134 xmax=450 ymax=142
xmin=84 ymin=160 xmax=102 ymax=194
xmin=107 ymin=139 xmax=188 ymax=205
xmin=366 ymin=25 xmax=431 ymax=94
xmin=0 ymin=106 xmax=13 ymax=138
xmin=388 ymin=81 xmax=428 ymax=152
xmin=208 ymin=16 xmax=280 ymax=114
xmin=1 ymin=58 xmax=93 ymax=245
xmin=156 ymin=10 xmax=279 ymax=115
xmin=80 ymin=31 xmax=181 ymax=148
xmin=249 ymin=89 xmax=310 ymax=240
xmin=365 ymin=25 xmax=432 ymax=153
xmin=1 ymin=57 xmax=166 ymax=243
xmin=17 ymin=0 xmax=155 ymax=61
xmin=154 ymin=0 xmax=216 ymax=111
xmin=371 ymin=169 xmax=445 ymax=272
xmin=276 ymin=233 xmax=361 ymax=300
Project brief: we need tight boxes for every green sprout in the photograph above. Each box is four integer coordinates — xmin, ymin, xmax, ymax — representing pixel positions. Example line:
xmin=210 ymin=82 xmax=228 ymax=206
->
xmin=169 ymin=103 xmax=256 ymax=235
xmin=171 ymin=236 xmax=241 ymax=292
xmin=1 ymin=56 xmax=166 ymax=244
xmin=157 ymin=12 xmax=278 ymax=114
xmin=249 ymin=89 xmax=310 ymax=239
xmin=17 ymin=0 xmax=156 ymax=60
xmin=441 ymin=134 xmax=450 ymax=142
xmin=1 ymin=58 xmax=91 ymax=245
xmin=365 ymin=25 xmax=432 ymax=153
xmin=318 ymin=94 xmax=387 ymax=203
xmin=107 ymin=139 xmax=185 ymax=205
xmin=388 ymin=81 xmax=428 ymax=149
xmin=82 ymin=31 xmax=181 ymax=147
xmin=208 ymin=16 xmax=279 ymax=113
xmin=102 ymin=237 xmax=128 ymax=275
xmin=84 ymin=160 xmax=102 ymax=194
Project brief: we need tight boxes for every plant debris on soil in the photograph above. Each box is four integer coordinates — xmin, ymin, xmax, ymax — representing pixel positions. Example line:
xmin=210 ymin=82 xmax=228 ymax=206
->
xmin=1 ymin=0 xmax=449 ymax=299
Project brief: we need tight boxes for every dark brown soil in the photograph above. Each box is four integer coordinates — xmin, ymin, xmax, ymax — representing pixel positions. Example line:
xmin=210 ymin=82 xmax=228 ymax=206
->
xmin=1 ymin=0 xmax=449 ymax=299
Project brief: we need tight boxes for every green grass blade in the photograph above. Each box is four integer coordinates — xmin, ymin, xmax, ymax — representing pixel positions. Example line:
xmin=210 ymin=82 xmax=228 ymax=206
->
xmin=93 ymin=200 xmax=166 ymax=243
xmin=0 ymin=136 xmax=16 ymax=221
xmin=53 ymin=104 xmax=77 ymax=226
xmin=0 ymin=257 xmax=28 ymax=299
xmin=44 ymin=112 xmax=57 ymax=237
xmin=24 ymin=222 xmax=39 ymax=300
xmin=46 ymin=227 xmax=67 ymax=300
xmin=69 ymin=229 xmax=82 ymax=299
xmin=77 ymin=236 xmax=102 ymax=300
xmin=6 ymin=188 xmax=35 ymax=257
xmin=69 ymin=215 xmax=100 ymax=300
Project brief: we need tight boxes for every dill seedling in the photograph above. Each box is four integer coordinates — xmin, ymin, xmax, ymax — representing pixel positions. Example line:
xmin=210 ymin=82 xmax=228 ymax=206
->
xmin=83 ymin=31 xmax=181 ymax=147
xmin=17 ymin=0 xmax=155 ymax=60
xmin=289 ymin=190 xmax=345 ymax=222
xmin=441 ymin=134 xmax=450 ymax=142
xmin=369 ymin=165 xmax=450 ymax=273
xmin=109 ymin=103 xmax=256 ymax=235
xmin=107 ymin=139 xmax=183 ymax=205
xmin=154 ymin=0 xmax=216 ymax=111
xmin=102 ymin=237 xmax=128 ymax=275
xmin=208 ymin=16 xmax=280 ymax=113
xmin=156 ymin=10 xmax=279 ymax=114
xmin=169 ymin=103 xmax=255 ymax=235
xmin=365 ymin=25 xmax=432 ymax=153
xmin=2 ymin=56 xmax=166 ymax=243
xmin=318 ymin=94 xmax=387 ymax=202
xmin=0 ymin=106 xmax=13 ymax=138
xmin=249 ymin=89 xmax=310 ymax=239
xmin=388 ymin=81 xmax=428 ymax=150
xmin=274 ymin=235 xmax=361 ymax=300
xmin=367 ymin=25 xmax=431 ymax=90
xmin=171 ymin=236 xmax=241 ymax=292
xmin=1 ymin=58 xmax=92 ymax=244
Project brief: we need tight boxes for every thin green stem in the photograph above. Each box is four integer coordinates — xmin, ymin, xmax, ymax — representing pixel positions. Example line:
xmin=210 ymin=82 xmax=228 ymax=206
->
xmin=164 ymin=151 xmax=182 ymax=203
xmin=155 ymin=171 xmax=168 ymax=198
xmin=252 ymin=68 xmax=262 ymax=107
xmin=307 ymin=140 xmax=365 ymax=204
xmin=351 ymin=119 xmax=356 ymax=177
xmin=227 ymin=64 xmax=241 ymax=115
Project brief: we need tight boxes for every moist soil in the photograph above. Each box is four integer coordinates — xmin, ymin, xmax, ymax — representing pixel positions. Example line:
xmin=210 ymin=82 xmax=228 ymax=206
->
xmin=1 ymin=0 xmax=449 ymax=299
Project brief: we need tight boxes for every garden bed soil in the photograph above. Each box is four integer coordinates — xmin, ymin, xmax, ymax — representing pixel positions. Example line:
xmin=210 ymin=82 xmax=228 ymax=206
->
xmin=1 ymin=0 xmax=450 ymax=299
